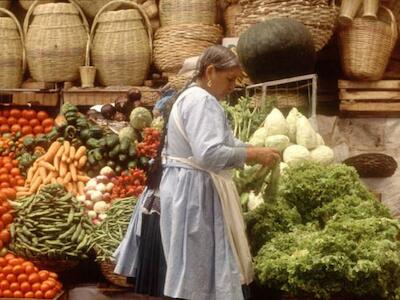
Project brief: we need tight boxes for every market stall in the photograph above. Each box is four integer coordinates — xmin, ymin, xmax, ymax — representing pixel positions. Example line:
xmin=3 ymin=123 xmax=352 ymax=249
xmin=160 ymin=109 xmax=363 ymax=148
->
xmin=0 ymin=0 xmax=399 ymax=299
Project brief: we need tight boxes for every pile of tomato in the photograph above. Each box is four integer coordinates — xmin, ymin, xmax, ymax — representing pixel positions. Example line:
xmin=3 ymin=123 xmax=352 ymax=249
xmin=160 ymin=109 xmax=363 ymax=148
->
xmin=0 ymin=109 xmax=54 ymax=137
xmin=136 ymin=128 xmax=161 ymax=159
xmin=0 ymin=156 xmax=23 ymax=200
xmin=0 ymin=253 xmax=62 ymax=299
xmin=111 ymin=168 xmax=147 ymax=199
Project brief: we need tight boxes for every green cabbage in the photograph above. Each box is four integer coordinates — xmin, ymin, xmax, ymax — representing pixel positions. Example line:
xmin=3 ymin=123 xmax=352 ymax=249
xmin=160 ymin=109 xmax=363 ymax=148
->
xmin=130 ymin=107 xmax=152 ymax=130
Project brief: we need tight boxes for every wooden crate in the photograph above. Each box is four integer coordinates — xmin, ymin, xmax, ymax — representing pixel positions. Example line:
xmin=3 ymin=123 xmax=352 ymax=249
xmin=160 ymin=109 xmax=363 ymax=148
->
xmin=0 ymin=89 xmax=60 ymax=107
xmin=62 ymin=86 xmax=161 ymax=107
xmin=339 ymin=80 xmax=400 ymax=117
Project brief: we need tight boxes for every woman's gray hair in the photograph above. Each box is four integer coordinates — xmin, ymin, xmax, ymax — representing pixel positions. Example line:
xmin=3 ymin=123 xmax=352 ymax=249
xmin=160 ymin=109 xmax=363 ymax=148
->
xmin=193 ymin=45 xmax=240 ymax=80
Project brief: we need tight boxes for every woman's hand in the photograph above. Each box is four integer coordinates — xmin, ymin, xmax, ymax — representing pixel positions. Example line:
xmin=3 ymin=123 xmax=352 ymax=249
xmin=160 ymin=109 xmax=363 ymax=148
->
xmin=246 ymin=147 xmax=281 ymax=167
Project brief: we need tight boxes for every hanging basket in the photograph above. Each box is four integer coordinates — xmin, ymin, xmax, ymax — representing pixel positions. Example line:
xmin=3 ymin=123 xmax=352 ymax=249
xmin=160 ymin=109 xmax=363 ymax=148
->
xmin=88 ymin=0 xmax=152 ymax=86
xmin=154 ymin=23 xmax=222 ymax=73
xmin=31 ymin=258 xmax=80 ymax=273
xmin=339 ymin=6 xmax=398 ymax=80
xmin=24 ymin=0 xmax=89 ymax=82
xmin=0 ymin=8 xmax=26 ymax=88
xmin=159 ymin=0 xmax=217 ymax=26
xmin=235 ymin=0 xmax=339 ymax=51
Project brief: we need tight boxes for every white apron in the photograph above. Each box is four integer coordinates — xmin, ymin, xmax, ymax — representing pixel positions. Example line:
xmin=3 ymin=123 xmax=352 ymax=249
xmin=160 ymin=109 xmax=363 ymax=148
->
xmin=166 ymin=96 xmax=254 ymax=285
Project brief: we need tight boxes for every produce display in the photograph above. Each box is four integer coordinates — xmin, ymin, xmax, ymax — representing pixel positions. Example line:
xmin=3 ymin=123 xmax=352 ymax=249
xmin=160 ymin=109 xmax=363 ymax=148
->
xmin=247 ymin=161 xmax=400 ymax=299
xmin=19 ymin=141 xmax=90 ymax=197
xmin=0 ymin=253 xmax=63 ymax=299
xmin=10 ymin=184 xmax=94 ymax=260
xmin=93 ymin=197 xmax=137 ymax=261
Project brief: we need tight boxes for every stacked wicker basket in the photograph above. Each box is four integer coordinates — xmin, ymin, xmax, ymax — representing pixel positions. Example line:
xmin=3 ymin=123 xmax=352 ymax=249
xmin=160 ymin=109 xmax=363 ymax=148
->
xmin=156 ymin=0 xmax=223 ymax=90
xmin=0 ymin=8 xmax=25 ymax=89
xmin=338 ymin=1 xmax=398 ymax=80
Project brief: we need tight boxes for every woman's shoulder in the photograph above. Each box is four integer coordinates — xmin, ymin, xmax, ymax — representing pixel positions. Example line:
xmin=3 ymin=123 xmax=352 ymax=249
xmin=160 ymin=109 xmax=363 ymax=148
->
xmin=179 ymin=86 xmax=220 ymax=111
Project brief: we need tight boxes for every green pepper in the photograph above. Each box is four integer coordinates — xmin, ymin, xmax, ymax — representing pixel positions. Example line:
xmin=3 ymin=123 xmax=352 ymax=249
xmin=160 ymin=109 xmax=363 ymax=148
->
xmin=93 ymin=149 xmax=103 ymax=161
xmin=86 ymin=138 xmax=100 ymax=149
xmin=109 ymin=145 xmax=120 ymax=158
xmin=106 ymin=134 xmax=120 ymax=149
xmin=80 ymin=128 xmax=91 ymax=141
xmin=64 ymin=125 xmax=77 ymax=139
xmin=89 ymin=126 xmax=104 ymax=139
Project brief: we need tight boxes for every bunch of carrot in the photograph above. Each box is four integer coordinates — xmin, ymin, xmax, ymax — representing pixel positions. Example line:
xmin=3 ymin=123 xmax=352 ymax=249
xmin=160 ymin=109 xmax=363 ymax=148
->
xmin=18 ymin=141 xmax=90 ymax=197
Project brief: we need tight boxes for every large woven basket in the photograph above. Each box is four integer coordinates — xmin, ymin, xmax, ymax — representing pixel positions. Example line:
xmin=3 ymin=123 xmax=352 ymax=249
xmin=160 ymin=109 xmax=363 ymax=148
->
xmin=252 ymin=90 xmax=309 ymax=109
xmin=89 ymin=0 xmax=152 ymax=86
xmin=19 ymin=0 xmax=54 ymax=11
xmin=0 ymin=1 xmax=10 ymax=10
xmin=235 ymin=0 xmax=339 ymax=51
xmin=154 ymin=23 xmax=222 ymax=73
xmin=339 ymin=6 xmax=398 ymax=80
xmin=224 ymin=3 xmax=241 ymax=37
xmin=168 ymin=73 xmax=190 ymax=91
xmin=159 ymin=0 xmax=217 ymax=26
xmin=0 ymin=9 xmax=26 ymax=89
xmin=99 ymin=259 xmax=134 ymax=288
xmin=24 ymin=0 xmax=89 ymax=82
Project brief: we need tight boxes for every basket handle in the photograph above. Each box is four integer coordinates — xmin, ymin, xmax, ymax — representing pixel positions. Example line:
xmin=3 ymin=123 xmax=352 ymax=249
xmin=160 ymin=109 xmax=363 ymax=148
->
xmin=381 ymin=6 xmax=398 ymax=48
xmin=86 ymin=0 xmax=153 ymax=67
xmin=23 ymin=0 xmax=90 ymax=40
xmin=0 ymin=8 xmax=26 ymax=76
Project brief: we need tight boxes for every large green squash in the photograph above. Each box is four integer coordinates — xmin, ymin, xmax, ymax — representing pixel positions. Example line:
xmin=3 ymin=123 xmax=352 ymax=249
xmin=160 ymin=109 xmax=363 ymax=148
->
xmin=237 ymin=18 xmax=316 ymax=83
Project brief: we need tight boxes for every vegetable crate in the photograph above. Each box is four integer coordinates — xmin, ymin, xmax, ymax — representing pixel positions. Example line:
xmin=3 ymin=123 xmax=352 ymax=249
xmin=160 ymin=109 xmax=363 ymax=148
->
xmin=0 ymin=88 xmax=60 ymax=107
xmin=339 ymin=80 xmax=400 ymax=117
xmin=62 ymin=86 xmax=160 ymax=107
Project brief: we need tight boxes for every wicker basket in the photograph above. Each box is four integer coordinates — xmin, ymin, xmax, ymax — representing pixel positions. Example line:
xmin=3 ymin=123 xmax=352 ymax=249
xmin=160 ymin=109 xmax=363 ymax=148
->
xmin=224 ymin=3 xmax=241 ymax=37
xmin=0 ymin=9 xmax=26 ymax=89
xmin=0 ymin=1 xmax=10 ymax=10
xmin=168 ymin=73 xmax=190 ymax=91
xmin=343 ymin=153 xmax=398 ymax=178
xmin=154 ymin=23 xmax=222 ymax=73
xmin=19 ymin=0 xmax=54 ymax=11
xmin=159 ymin=0 xmax=217 ymax=26
xmin=252 ymin=90 xmax=309 ymax=109
xmin=74 ymin=0 xmax=119 ymax=18
xmin=339 ymin=0 xmax=362 ymax=25
xmin=89 ymin=0 xmax=152 ymax=86
xmin=32 ymin=259 xmax=80 ymax=273
xmin=99 ymin=259 xmax=134 ymax=288
xmin=235 ymin=0 xmax=339 ymax=51
xmin=24 ymin=1 xmax=89 ymax=82
xmin=339 ymin=6 xmax=398 ymax=80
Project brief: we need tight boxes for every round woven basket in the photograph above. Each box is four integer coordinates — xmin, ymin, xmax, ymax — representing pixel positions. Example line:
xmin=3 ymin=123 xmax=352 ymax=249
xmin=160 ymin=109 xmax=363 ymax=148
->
xmin=74 ymin=0 xmax=119 ymax=18
xmin=154 ymin=23 xmax=222 ymax=73
xmin=19 ymin=0 xmax=54 ymax=11
xmin=224 ymin=3 xmax=241 ymax=37
xmin=0 ymin=1 xmax=10 ymax=10
xmin=159 ymin=0 xmax=217 ymax=26
xmin=99 ymin=259 xmax=134 ymax=288
xmin=24 ymin=1 xmax=89 ymax=82
xmin=235 ymin=0 xmax=339 ymax=51
xmin=0 ymin=9 xmax=26 ymax=89
xmin=89 ymin=0 xmax=152 ymax=86
xmin=339 ymin=6 xmax=398 ymax=80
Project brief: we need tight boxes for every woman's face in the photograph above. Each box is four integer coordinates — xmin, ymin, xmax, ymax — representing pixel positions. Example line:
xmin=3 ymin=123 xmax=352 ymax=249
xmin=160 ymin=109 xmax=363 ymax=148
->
xmin=208 ymin=66 xmax=242 ymax=100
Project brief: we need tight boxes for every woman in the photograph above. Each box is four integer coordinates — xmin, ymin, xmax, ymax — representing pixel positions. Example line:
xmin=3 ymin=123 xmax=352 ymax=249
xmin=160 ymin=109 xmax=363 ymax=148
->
xmin=160 ymin=45 xmax=280 ymax=300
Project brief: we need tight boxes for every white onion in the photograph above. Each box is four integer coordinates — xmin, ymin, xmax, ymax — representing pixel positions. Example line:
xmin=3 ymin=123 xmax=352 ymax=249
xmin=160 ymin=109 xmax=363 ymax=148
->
xmin=96 ymin=183 xmax=107 ymax=193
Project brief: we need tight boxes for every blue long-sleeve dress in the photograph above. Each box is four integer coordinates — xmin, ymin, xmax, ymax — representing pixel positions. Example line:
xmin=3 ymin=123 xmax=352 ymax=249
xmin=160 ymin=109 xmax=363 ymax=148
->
xmin=160 ymin=85 xmax=248 ymax=300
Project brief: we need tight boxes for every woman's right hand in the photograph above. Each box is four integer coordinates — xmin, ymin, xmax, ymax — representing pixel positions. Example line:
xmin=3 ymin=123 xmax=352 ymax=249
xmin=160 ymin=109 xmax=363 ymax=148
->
xmin=246 ymin=147 xmax=281 ymax=168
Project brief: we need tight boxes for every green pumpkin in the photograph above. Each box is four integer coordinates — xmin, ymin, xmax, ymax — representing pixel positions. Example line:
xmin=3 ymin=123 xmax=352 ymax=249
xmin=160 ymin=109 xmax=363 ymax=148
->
xmin=237 ymin=18 xmax=316 ymax=83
